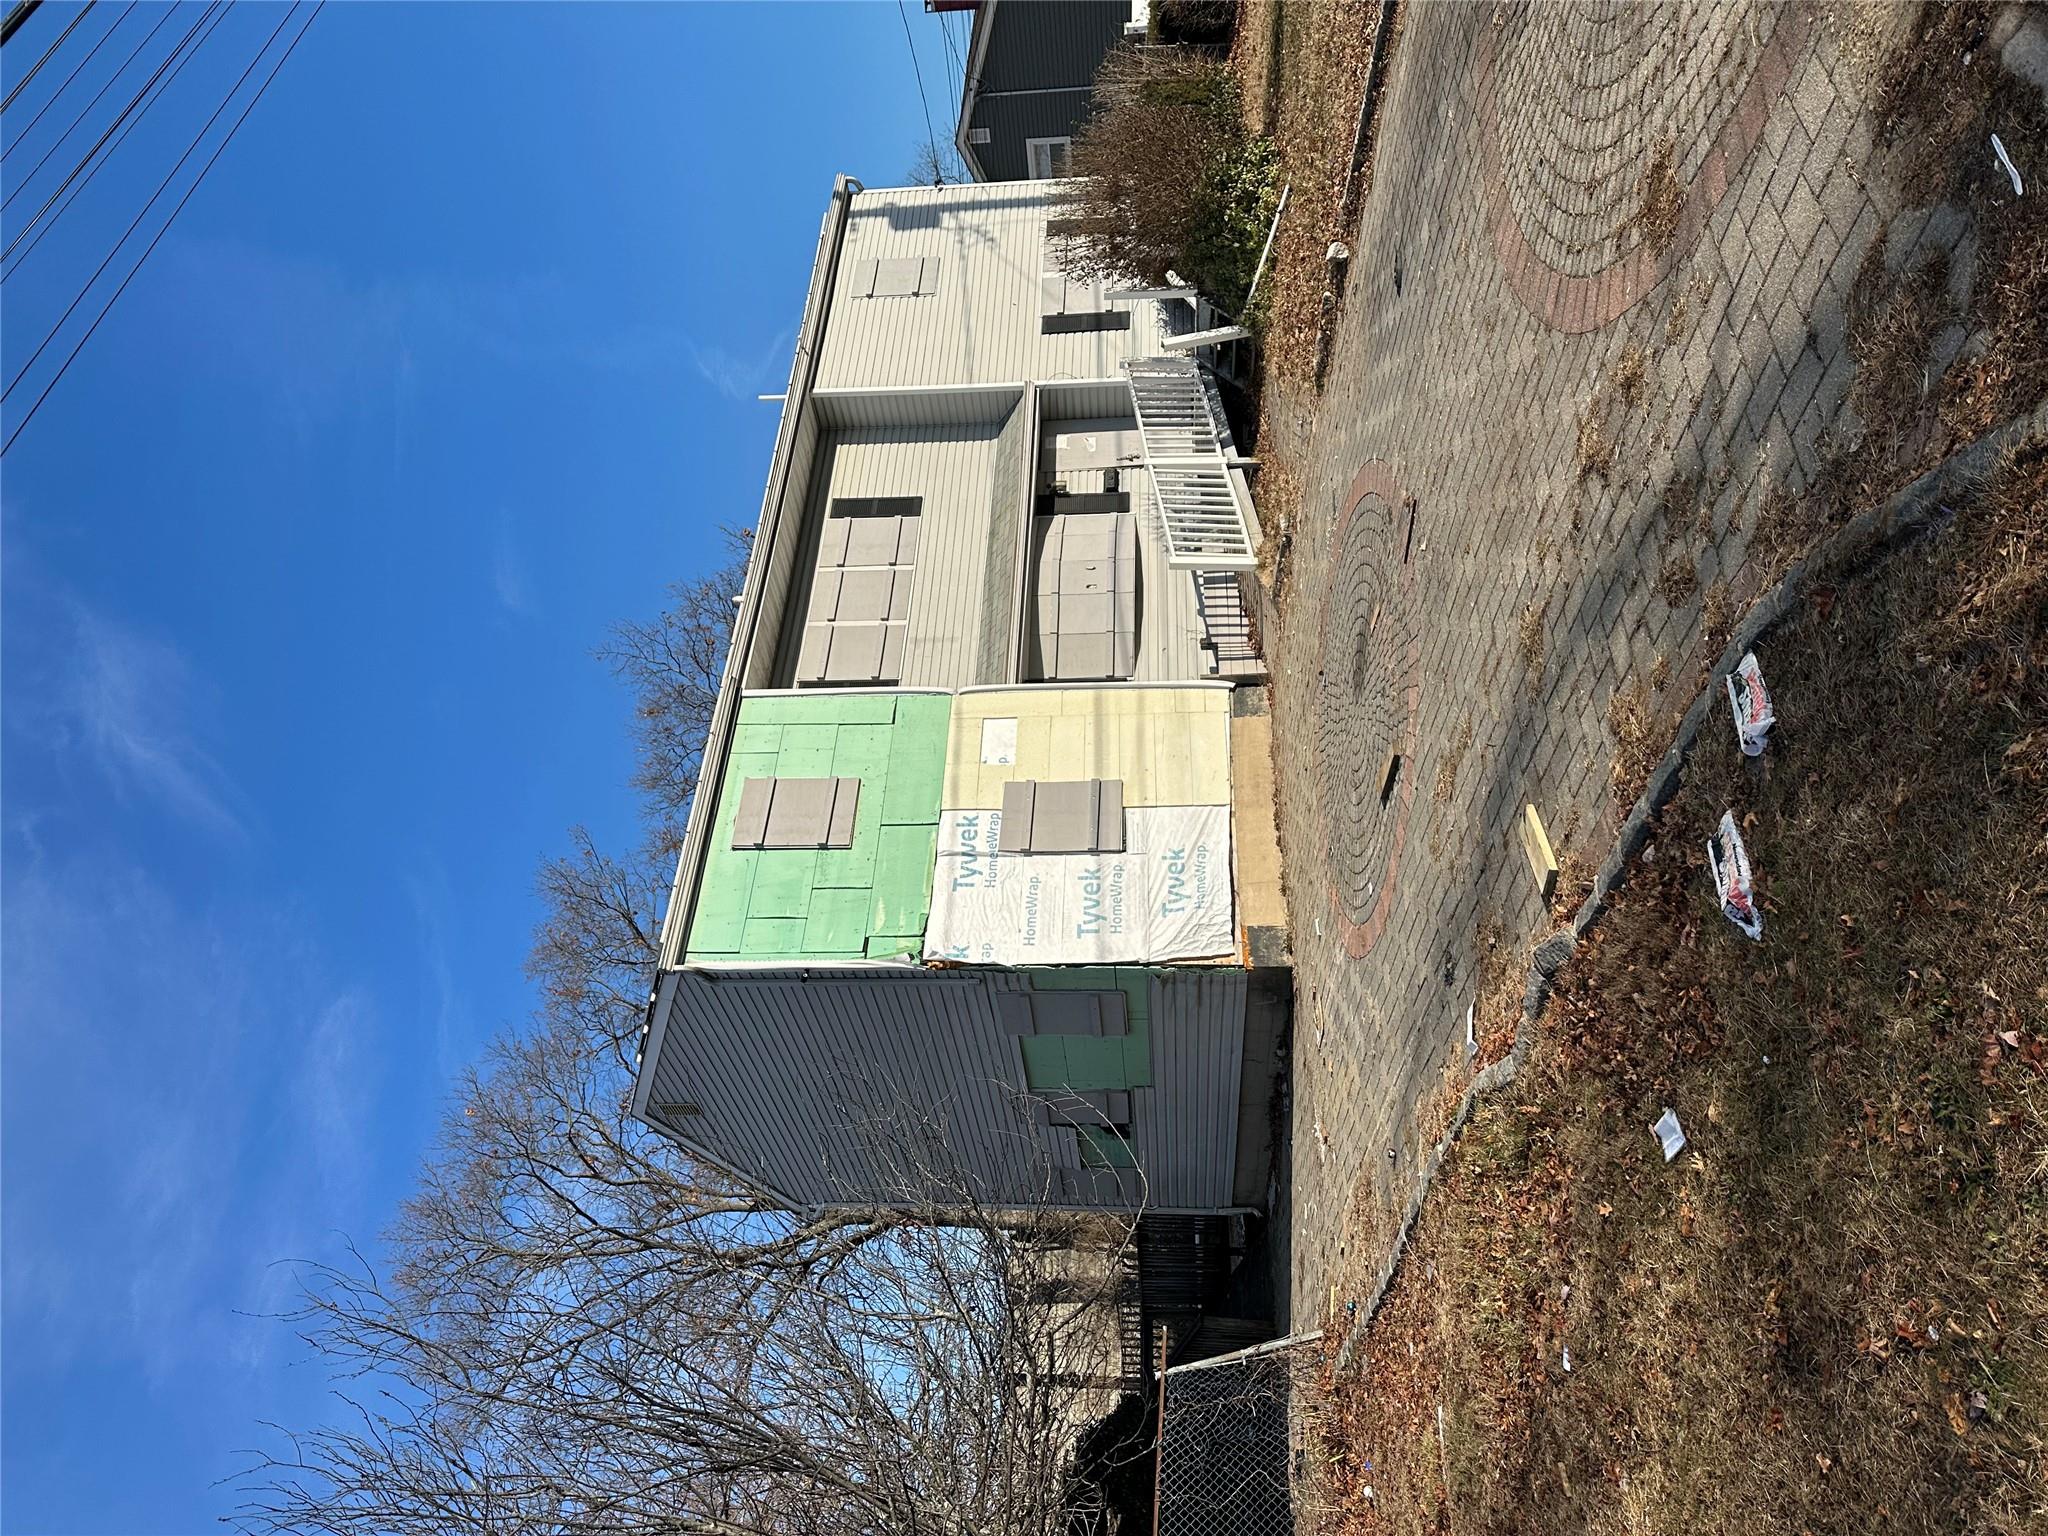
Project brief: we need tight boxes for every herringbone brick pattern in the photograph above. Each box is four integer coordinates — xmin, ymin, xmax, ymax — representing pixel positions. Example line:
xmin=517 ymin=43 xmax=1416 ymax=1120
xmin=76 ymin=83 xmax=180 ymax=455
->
xmin=1265 ymin=0 xmax=1942 ymax=1324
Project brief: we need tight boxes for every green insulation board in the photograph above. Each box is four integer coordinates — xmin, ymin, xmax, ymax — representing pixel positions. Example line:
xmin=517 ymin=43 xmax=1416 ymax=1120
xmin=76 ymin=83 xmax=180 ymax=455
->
xmin=687 ymin=692 xmax=951 ymax=962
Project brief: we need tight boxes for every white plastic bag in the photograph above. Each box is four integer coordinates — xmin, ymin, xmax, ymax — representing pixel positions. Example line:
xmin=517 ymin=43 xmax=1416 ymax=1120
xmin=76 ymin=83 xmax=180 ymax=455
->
xmin=1725 ymin=651 xmax=1775 ymax=757
xmin=1707 ymin=810 xmax=1764 ymax=940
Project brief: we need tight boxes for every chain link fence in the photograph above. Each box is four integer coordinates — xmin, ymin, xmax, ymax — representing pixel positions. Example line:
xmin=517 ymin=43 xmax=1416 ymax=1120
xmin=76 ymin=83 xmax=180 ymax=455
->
xmin=1155 ymin=1337 xmax=1315 ymax=1536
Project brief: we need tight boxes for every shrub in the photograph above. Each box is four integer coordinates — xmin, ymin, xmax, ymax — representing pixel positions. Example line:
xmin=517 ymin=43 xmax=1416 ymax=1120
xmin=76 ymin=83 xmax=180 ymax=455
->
xmin=1053 ymin=46 xmax=1279 ymax=315
xmin=1150 ymin=0 xmax=1237 ymax=48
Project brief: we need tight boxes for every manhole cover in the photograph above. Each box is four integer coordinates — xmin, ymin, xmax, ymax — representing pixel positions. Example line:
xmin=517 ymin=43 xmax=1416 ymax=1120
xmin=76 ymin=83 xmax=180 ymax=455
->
xmin=1314 ymin=462 xmax=1421 ymax=959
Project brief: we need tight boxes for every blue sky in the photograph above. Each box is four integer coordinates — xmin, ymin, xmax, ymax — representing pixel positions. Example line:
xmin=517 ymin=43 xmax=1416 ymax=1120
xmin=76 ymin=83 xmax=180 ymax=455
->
xmin=0 ymin=4 xmax=970 ymax=1529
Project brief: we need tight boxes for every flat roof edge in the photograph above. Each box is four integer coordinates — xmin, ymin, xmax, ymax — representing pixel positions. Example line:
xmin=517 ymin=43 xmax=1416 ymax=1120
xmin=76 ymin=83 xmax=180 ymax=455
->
xmin=634 ymin=175 xmax=860 ymax=1118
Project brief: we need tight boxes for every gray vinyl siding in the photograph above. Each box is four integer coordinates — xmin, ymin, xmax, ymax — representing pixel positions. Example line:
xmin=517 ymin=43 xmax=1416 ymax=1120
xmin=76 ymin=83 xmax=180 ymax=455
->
xmin=816 ymin=183 xmax=1166 ymax=389
xmin=771 ymin=424 xmax=1002 ymax=692
xmin=644 ymin=967 xmax=1039 ymax=1208
xmin=977 ymin=0 xmax=1126 ymax=92
xmin=642 ymin=963 xmax=1249 ymax=1211
xmin=1136 ymin=968 xmax=1247 ymax=1208
xmin=968 ymin=94 xmax=1094 ymax=182
xmin=964 ymin=0 xmax=1128 ymax=182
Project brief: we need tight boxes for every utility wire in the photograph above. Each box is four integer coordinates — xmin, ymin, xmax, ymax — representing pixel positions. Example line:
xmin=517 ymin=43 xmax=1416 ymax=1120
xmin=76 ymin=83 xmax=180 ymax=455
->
xmin=3 ymin=0 xmax=227 ymax=278
xmin=894 ymin=0 xmax=941 ymax=182
xmin=0 ymin=0 xmax=213 ymax=252
xmin=2 ymin=0 xmax=170 ymax=195
xmin=2 ymin=0 xmax=135 ymax=164
xmin=3 ymin=0 xmax=322 ymax=455
xmin=937 ymin=7 xmax=963 ymax=113
xmin=2 ymin=0 xmax=199 ymax=225
xmin=3 ymin=0 xmax=262 ymax=394
xmin=0 ymin=0 xmax=91 ymax=111
xmin=1 ymin=0 xmax=45 ymax=51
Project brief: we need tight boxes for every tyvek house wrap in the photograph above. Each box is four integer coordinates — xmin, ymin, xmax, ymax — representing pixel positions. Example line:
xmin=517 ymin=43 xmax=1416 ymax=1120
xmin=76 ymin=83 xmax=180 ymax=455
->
xmin=924 ymin=804 xmax=1233 ymax=965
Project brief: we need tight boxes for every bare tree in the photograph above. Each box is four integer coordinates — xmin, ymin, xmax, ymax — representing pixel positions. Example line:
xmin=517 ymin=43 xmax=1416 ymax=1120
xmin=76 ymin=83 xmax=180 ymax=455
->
xmin=229 ymin=1034 xmax=1147 ymax=1534
xmin=231 ymin=527 xmax=1150 ymax=1533
xmin=908 ymin=139 xmax=964 ymax=188
xmin=599 ymin=524 xmax=752 ymax=856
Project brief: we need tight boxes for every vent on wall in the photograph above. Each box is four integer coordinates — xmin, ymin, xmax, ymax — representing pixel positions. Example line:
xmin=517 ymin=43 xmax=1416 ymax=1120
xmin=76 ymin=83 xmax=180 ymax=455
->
xmin=851 ymin=256 xmax=941 ymax=298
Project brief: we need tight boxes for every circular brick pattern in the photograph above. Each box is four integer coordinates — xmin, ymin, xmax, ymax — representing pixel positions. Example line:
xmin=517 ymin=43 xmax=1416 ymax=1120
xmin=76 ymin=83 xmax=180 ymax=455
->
xmin=1314 ymin=462 xmax=1421 ymax=960
xmin=1476 ymin=0 xmax=1812 ymax=332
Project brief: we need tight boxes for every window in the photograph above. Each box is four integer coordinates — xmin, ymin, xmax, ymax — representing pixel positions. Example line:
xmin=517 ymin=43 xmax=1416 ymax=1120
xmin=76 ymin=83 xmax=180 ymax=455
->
xmin=999 ymin=779 xmax=1125 ymax=856
xmin=849 ymin=256 xmax=940 ymax=298
xmin=1025 ymin=136 xmax=1072 ymax=179
xmin=731 ymin=776 xmax=861 ymax=850
xmin=1032 ymin=511 xmax=1138 ymax=681
xmin=967 ymin=126 xmax=992 ymax=146
xmin=1040 ymin=270 xmax=1131 ymax=334
xmin=795 ymin=499 xmax=920 ymax=685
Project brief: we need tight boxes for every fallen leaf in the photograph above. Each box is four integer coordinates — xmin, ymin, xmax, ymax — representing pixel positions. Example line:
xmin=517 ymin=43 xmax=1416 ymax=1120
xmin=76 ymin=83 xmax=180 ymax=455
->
xmin=1946 ymin=1393 xmax=1971 ymax=1436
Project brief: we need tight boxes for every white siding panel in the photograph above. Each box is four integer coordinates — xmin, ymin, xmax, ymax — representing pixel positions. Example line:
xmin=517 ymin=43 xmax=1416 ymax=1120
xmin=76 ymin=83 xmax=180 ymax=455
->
xmin=1130 ymin=484 xmax=1211 ymax=682
xmin=816 ymin=183 xmax=1169 ymax=390
xmin=773 ymin=425 xmax=1002 ymax=692
xmin=813 ymin=385 xmax=1023 ymax=430
xmin=746 ymin=407 xmax=820 ymax=690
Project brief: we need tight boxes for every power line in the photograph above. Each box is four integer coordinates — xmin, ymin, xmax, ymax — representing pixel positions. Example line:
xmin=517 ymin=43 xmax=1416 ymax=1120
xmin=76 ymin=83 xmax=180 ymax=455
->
xmin=2 ymin=0 xmax=173 ymax=196
xmin=3 ymin=0 xmax=260 ymax=393
xmin=0 ymin=0 xmax=215 ymax=256
xmin=1 ymin=0 xmax=204 ymax=228
xmin=937 ymin=6 xmax=963 ymax=112
xmin=0 ymin=0 xmax=92 ymax=111
xmin=1 ymin=0 xmax=45 ymax=49
xmin=3 ymin=0 xmax=229 ymax=278
xmin=3 ymin=0 xmax=323 ymax=456
xmin=894 ymin=0 xmax=940 ymax=181
xmin=2 ymin=0 xmax=137 ymax=165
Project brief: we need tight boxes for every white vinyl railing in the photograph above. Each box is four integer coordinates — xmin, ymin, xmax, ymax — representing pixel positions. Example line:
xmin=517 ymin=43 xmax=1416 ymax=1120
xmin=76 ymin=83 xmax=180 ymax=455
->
xmin=1122 ymin=356 xmax=1258 ymax=571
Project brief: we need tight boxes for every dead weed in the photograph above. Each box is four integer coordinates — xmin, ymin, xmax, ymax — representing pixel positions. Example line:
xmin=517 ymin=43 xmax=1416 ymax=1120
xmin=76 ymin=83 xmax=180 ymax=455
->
xmin=1634 ymin=137 xmax=1682 ymax=252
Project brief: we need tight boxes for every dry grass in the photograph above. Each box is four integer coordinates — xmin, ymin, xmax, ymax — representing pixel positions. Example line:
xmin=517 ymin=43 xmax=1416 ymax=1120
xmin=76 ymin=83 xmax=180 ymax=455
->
xmin=1231 ymin=0 xmax=1390 ymax=388
xmin=1848 ymin=243 xmax=1956 ymax=464
xmin=1700 ymin=578 xmax=1734 ymax=658
xmin=1634 ymin=136 xmax=1682 ymax=253
xmin=1664 ymin=283 xmax=1693 ymax=344
xmin=1657 ymin=549 xmax=1699 ymax=607
xmin=1575 ymin=398 xmax=1615 ymax=481
xmin=1756 ymin=0 xmax=2048 ymax=579
xmin=1606 ymin=677 xmax=1665 ymax=807
xmin=1517 ymin=600 xmax=1547 ymax=676
xmin=1433 ymin=716 xmax=1473 ymax=809
xmin=1305 ymin=437 xmax=2048 ymax=1536
xmin=1612 ymin=341 xmax=1649 ymax=407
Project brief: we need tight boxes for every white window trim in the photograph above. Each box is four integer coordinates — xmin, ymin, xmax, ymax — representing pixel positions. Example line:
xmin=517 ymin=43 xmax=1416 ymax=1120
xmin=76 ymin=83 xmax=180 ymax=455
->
xmin=1025 ymin=136 xmax=1072 ymax=180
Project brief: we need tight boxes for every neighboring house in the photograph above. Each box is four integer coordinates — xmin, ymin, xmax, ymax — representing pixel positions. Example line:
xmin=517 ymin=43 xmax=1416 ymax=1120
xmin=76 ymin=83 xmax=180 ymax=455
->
xmin=951 ymin=0 xmax=1140 ymax=181
xmin=630 ymin=177 xmax=1287 ymax=1225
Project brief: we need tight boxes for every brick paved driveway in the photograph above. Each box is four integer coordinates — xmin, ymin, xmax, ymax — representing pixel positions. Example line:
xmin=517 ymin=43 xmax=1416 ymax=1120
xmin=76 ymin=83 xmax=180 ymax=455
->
xmin=1260 ymin=0 xmax=1996 ymax=1325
